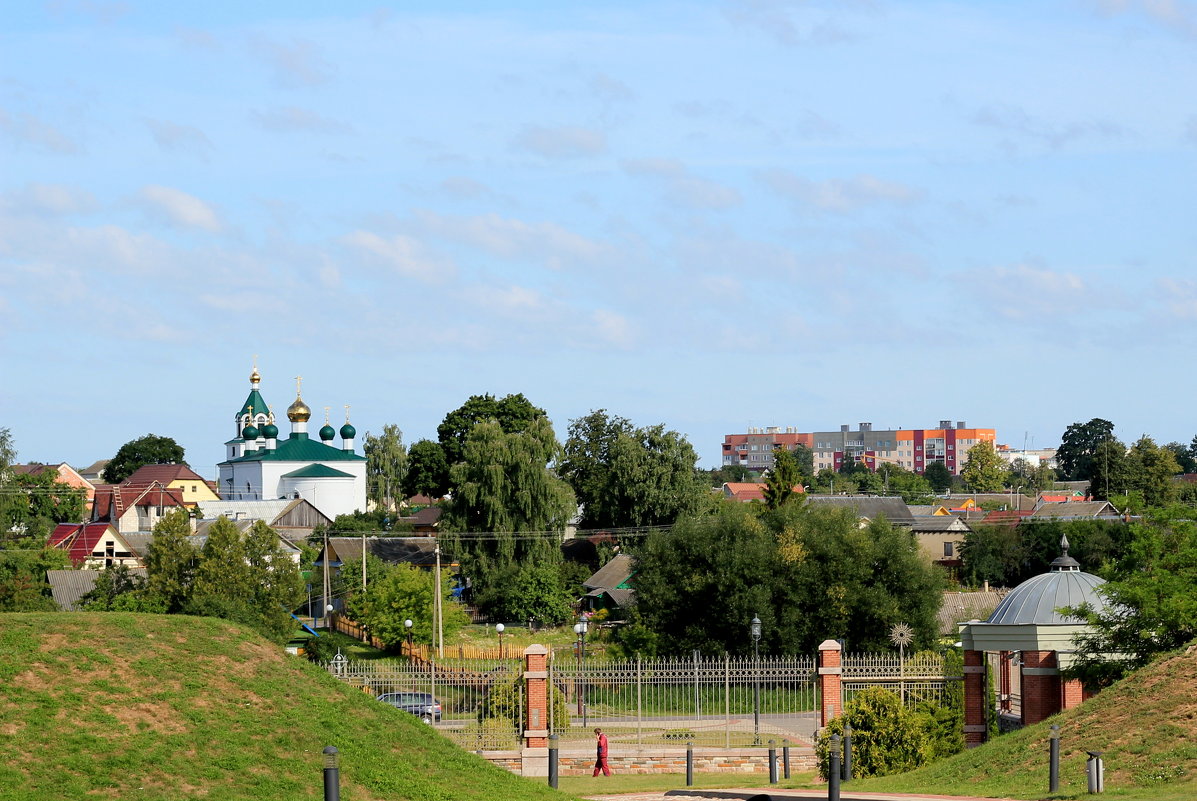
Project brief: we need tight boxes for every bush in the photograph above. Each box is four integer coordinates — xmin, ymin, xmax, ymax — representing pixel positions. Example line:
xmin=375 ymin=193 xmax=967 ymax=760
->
xmin=816 ymin=686 xmax=930 ymax=779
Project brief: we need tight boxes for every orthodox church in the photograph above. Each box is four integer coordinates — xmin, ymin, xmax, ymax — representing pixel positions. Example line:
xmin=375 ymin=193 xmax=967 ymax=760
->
xmin=216 ymin=364 xmax=367 ymax=520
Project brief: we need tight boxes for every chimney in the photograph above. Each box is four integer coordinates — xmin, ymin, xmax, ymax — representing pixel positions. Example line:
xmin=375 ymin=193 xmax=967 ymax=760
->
xmin=957 ymin=421 xmax=966 ymax=429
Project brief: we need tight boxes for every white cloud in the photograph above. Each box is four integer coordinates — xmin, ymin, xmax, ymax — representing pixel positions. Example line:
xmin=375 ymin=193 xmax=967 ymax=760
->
xmin=512 ymin=125 xmax=607 ymax=159
xmin=0 ymin=109 xmax=79 ymax=154
xmin=759 ymin=170 xmax=921 ymax=212
xmin=342 ymin=230 xmax=456 ymax=283
xmin=1157 ymin=277 xmax=1197 ymax=318
xmin=251 ymin=37 xmax=335 ymax=88
xmin=621 ymin=158 xmax=741 ymax=210
xmin=721 ymin=0 xmax=862 ymax=46
xmin=1089 ymin=0 xmax=1197 ymax=36
xmin=971 ymin=263 xmax=1088 ymax=319
xmin=3 ymin=183 xmax=96 ymax=216
xmin=139 ymin=185 xmax=223 ymax=232
xmin=969 ymin=104 xmax=1129 ymax=149
xmin=251 ymin=106 xmax=352 ymax=134
xmin=145 ymin=118 xmax=213 ymax=159
xmin=591 ymin=309 xmax=635 ymax=348
xmin=413 ymin=211 xmax=610 ymax=269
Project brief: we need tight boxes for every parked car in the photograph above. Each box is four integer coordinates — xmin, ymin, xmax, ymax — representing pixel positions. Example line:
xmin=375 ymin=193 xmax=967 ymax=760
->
xmin=376 ymin=692 xmax=442 ymax=723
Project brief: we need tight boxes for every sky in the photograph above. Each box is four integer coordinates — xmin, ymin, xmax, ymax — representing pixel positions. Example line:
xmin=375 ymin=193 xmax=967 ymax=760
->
xmin=2 ymin=0 xmax=1196 ymax=478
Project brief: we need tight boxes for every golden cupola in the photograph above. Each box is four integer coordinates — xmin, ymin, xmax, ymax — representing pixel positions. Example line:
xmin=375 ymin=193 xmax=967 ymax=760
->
xmin=287 ymin=376 xmax=312 ymax=423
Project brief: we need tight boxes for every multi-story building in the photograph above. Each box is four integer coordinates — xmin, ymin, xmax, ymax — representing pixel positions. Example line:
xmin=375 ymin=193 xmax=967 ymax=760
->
xmin=721 ymin=426 xmax=814 ymax=471
xmin=810 ymin=421 xmax=996 ymax=476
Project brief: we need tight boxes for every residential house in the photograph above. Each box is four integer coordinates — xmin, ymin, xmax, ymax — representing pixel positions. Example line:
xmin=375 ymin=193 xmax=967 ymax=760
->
xmin=580 ymin=553 xmax=636 ymax=613
xmin=90 ymin=482 xmax=191 ymax=534
xmin=1028 ymin=500 xmax=1122 ymax=520
xmin=47 ymin=523 xmax=142 ymax=568
xmin=805 ymin=495 xmax=915 ymax=526
xmin=194 ymin=498 xmax=332 ymax=545
xmin=910 ymin=515 xmax=972 ymax=566
xmin=721 ymin=427 xmax=813 ymax=471
xmin=721 ymin=482 xmax=805 ymax=503
xmin=46 ymin=567 xmax=148 ymax=610
xmin=11 ymin=462 xmax=96 ymax=512
xmin=122 ymin=463 xmax=220 ymax=504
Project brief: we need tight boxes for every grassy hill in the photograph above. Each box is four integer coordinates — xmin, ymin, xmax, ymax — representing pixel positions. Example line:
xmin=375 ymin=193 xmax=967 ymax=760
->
xmin=854 ymin=645 xmax=1197 ymax=800
xmin=0 ymin=613 xmax=575 ymax=801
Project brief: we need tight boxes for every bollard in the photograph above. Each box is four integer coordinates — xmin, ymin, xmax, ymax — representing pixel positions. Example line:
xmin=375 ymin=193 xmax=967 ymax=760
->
xmin=548 ymin=734 xmax=559 ymax=789
xmin=842 ymin=721 xmax=853 ymax=782
xmin=827 ymin=735 xmax=841 ymax=801
xmin=1049 ymin=725 xmax=1059 ymax=794
xmin=783 ymin=744 xmax=791 ymax=779
xmin=1087 ymin=751 xmax=1104 ymax=794
xmin=768 ymin=740 xmax=778 ymax=784
xmin=686 ymin=741 xmax=694 ymax=787
xmin=323 ymin=746 xmax=340 ymax=801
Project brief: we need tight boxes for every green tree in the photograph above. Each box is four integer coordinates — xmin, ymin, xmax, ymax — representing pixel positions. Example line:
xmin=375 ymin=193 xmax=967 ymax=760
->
xmin=105 ymin=433 xmax=186 ymax=484
xmin=0 ymin=427 xmax=15 ymax=474
xmin=79 ymin=564 xmax=165 ymax=611
xmin=0 ymin=468 xmax=87 ymax=546
xmin=1086 ymin=438 xmax=1129 ymax=501
xmin=190 ymin=516 xmax=253 ymax=601
xmin=875 ymin=464 xmax=935 ymax=503
xmin=1163 ymin=441 xmax=1197 ymax=475
xmin=0 ymin=548 xmax=70 ymax=611
xmin=922 ymin=461 xmax=952 ymax=493
xmin=437 ymin=393 xmax=547 ymax=466
xmin=1056 ymin=418 xmax=1115 ymax=481
xmin=474 ymin=562 xmax=573 ymax=625
xmin=702 ymin=464 xmax=753 ymax=486
xmin=815 ymin=687 xmax=930 ymax=779
xmin=1125 ymin=436 xmax=1181 ymax=508
xmin=1067 ymin=506 xmax=1197 ymax=687
xmin=402 ymin=439 xmax=450 ymax=499
xmin=960 ymin=442 xmax=1006 ymax=492
xmin=350 ymin=562 xmax=468 ymax=648
xmin=243 ymin=520 xmax=305 ymax=626
xmin=144 ymin=509 xmax=197 ymax=611
xmin=763 ymin=447 xmax=802 ymax=509
xmin=561 ymin=410 xmax=707 ymax=528
xmin=364 ymin=424 xmax=408 ymax=512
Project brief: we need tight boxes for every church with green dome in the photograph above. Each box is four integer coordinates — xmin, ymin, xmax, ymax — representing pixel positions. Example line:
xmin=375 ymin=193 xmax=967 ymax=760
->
xmin=216 ymin=364 xmax=367 ymax=520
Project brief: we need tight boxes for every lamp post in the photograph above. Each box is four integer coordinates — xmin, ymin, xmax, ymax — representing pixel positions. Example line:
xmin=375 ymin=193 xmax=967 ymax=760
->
xmin=496 ymin=623 xmax=505 ymax=659
xmin=573 ymin=620 xmax=588 ymax=723
xmin=751 ymin=615 xmax=762 ymax=745
xmin=404 ymin=618 xmax=413 ymax=657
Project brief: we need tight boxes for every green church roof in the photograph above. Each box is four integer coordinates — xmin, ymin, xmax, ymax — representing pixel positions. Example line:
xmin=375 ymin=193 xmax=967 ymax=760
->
xmin=282 ymin=464 xmax=354 ymax=479
xmin=239 ymin=389 xmax=271 ymax=420
xmin=220 ymin=432 xmax=365 ymax=464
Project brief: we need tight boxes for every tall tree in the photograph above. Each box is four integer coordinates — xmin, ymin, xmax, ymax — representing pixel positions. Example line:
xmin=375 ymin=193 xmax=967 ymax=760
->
xmin=437 ymin=393 xmax=547 ymax=466
xmin=561 ymin=409 xmax=707 ymax=528
xmin=960 ymin=442 xmax=1006 ymax=492
xmin=1086 ymin=438 xmax=1129 ymax=501
xmin=402 ymin=439 xmax=451 ymax=499
xmin=922 ymin=461 xmax=953 ymax=493
xmin=1125 ymin=436 xmax=1182 ymax=508
xmin=363 ymin=424 xmax=408 ymax=511
xmin=144 ymin=509 xmax=197 ymax=612
xmin=349 ymin=562 xmax=468 ymax=648
xmin=105 ymin=434 xmax=186 ymax=484
xmin=1055 ymin=418 xmax=1115 ymax=481
xmin=763 ymin=447 xmax=802 ymax=509
xmin=1163 ymin=441 xmax=1197 ymax=475
xmin=190 ymin=516 xmax=252 ymax=600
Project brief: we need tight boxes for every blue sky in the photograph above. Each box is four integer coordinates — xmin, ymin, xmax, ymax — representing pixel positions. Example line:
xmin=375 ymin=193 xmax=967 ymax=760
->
xmin=2 ymin=0 xmax=1196 ymax=477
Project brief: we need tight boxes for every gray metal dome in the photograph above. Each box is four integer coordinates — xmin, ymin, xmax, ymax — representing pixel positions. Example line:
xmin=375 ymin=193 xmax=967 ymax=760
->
xmin=986 ymin=535 xmax=1108 ymax=625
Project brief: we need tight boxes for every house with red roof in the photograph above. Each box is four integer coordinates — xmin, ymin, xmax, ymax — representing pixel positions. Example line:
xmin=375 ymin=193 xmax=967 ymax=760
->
xmin=11 ymin=462 xmax=96 ymax=512
xmin=48 ymin=522 xmax=141 ymax=568
xmin=91 ymin=481 xmax=192 ymax=534
xmin=721 ymin=482 xmax=806 ymax=503
xmin=122 ymin=463 xmax=220 ymax=504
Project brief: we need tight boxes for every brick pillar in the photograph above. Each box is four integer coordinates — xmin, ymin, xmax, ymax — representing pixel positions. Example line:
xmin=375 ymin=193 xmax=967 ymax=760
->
xmin=817 ymin=640 xmax=842 ymax=729
xmin=1020 ymin=650 xmax=1060 ymax=725
xmin=963 ymin=649 xmax=986 ymax=748
xmin=1060 ymin=678 xmax=1084 ymax=711
xmin=522 ymin=645 xmax=549 ymax=776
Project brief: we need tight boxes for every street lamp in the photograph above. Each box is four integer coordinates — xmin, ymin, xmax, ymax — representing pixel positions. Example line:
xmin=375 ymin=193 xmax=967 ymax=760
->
xmin=404 ymin=618 xmax=413 ymax=657
xmin=496 ymin=623 xmax=505 ymax=658
xmin=751 ymin=615 xmax=762 ymax=745
xmin=573 ymin=620 xmax=589 ymax=724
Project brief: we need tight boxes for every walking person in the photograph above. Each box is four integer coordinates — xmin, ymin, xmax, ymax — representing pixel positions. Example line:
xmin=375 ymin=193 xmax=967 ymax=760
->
xmin=592 ymin=727 xmax=611 ymax=777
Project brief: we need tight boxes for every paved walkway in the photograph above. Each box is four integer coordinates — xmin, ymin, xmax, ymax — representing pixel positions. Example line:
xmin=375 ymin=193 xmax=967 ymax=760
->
xmin=585 ymin=789 xmax=1021 ymax=801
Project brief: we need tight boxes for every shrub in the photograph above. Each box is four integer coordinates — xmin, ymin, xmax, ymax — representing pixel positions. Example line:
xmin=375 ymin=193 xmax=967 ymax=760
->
xmin=816 ymin=686 xmax=930 ymax=779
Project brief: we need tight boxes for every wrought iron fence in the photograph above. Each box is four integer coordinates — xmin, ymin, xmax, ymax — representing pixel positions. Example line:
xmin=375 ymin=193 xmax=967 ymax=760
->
xmin=841 ymin=651 xmax=959 ymax=707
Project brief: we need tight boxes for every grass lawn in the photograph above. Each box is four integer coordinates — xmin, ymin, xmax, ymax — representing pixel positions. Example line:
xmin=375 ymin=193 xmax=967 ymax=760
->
xmin=558 ymin=770 xmax=818 ymax=796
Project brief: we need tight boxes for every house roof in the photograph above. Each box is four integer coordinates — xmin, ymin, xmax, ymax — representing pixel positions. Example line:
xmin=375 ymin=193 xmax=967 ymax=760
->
xmin=194 ymin=498 xmax=332 ymax=530
xmin=805 ymin=496 xmax=915 ymax=524
xmin=78 ymin=459 xmax=109 ymax=481
xmin=936 ymin=589 xmax=1007 ymax=635
xmin=324 ymin=537 xmax=440 ymax=567
xmin=982 ymin=509 xmax=1034 ymax=526
xmin=122 ymin=463 xmax=208 ymax=486
xmin=910 ymin=515 xmax=971 ymax=533
xmin=47 ymin=523 xmax=134 ymax=566
xmin=583 ymin=553 xmax=636 ymax=591
xmin=281 ymin=464 xmax=354 ymax=479
xmin=220 ymin=432 xmax=365 ymax=464
xmin=941 ymin=493 xmax=1037 ymax=511
xmin=46 ymin=568 xmax=147 ymax=611
xmin=721 ymin=482 xmax=803 ymax=503
xmin=584 ymin=587 xmax=636 ymax=607
xmin=398 ymin=505 xmax=442 ymax=528
xmin=91 ymin=483 xmax=188 ymax=522
xmin=1029 ymin=500 xmax=1121 ymax=519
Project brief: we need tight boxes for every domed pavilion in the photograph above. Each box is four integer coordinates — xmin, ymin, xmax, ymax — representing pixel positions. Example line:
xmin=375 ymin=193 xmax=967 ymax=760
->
xmin=958 ymin=536 xmax=1109 ymax=746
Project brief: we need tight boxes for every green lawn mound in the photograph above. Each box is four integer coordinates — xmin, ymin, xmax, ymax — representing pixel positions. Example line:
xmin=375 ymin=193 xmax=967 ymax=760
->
xmin=858 ymin=645 xmax=1197 ymax=800
xmin=0 ymin=613 xmax=570 ymax=801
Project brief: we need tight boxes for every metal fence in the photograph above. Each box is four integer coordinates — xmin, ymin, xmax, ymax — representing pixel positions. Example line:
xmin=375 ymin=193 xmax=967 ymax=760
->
xmin=325 ymin=649 xmax=958 ymax=752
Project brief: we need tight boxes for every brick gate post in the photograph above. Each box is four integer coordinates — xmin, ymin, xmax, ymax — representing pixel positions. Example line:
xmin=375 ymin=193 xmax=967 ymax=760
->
xmin=817 ymin=640 xmax=842 ymax=729
xmin=522 ymin=645 xmax=550 ymax=776
xmin=963 ymin=649 xmax=986 ymax=747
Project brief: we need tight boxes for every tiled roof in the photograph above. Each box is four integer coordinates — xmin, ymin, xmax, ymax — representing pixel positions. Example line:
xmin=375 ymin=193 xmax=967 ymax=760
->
xmin=221 ymin=432 xmax=365 ymax=463
xmin=47 ymin=523 xmax=133 ymax=566
xmin=122 ymin=463 xmax=208 ymax=486
xmin=91 ymin=483 xmax=187 ymax=522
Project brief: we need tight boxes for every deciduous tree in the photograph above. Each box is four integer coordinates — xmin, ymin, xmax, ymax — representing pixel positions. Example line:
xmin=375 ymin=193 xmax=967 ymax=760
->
xmin=402 ymin=439 xmax=451 ymax=499
xmin=922 ymin=461 xmax=953 ymax=493
xmin=144 ymin=509 xmax=197 ymax=612
xmin=961 ymin=442 xmax=1005 ymax=492
xmin=1055 ymin=418 xmax=1115 ymax=481
xmin=349 ymin=562 xmax=468 ymax=648
xmin=437 ymin=393 xmax=546 ymax=466
xmin=105 ymin=434 xmax=186 ymax=484
xmin=763 ymin=447 xmax=802 ymax=509
xmin=364 ymin=424 xmax=407 ymax=512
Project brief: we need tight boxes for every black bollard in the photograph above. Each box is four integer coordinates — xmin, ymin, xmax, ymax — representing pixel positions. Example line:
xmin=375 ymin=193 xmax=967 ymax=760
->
xmin=686 ymin=741 xmax=694 ymax=787
xmin=768 ymin=740 xmax=778 ymax=784
xmin=783 ymin=744 xmax=791 ymax=779
xmin=549 ymin=734 xmax=559 ymax=789
xmin=323 ymin=746 xmax=340 ymax=801
xmin=828 ymin=735 xmax=841 ymax=801
xmin=1049 ymin=725 xmax=1059 ymax=794
xmin=842 ymin=721 xmax=853 ymax=782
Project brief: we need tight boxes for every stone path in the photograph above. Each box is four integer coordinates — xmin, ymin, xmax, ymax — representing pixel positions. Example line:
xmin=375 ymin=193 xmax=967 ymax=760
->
xmin=585 ymin=789 xmax=1022 ymax=801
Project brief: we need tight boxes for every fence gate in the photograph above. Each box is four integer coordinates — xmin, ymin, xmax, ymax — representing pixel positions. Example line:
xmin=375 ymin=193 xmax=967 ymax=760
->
xmin=328 ymin=657 xmax=526 ymax=750
xmin=549 ymin=652 xmax=818 ymax=749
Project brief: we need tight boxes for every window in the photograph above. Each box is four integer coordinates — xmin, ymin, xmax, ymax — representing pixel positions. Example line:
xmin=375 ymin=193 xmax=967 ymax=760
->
xmin=943 ymin=542 xmax=954 ymax=558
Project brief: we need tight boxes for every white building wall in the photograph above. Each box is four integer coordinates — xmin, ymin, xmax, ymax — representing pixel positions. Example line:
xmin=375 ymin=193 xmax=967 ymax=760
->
xmin=278 ymin=475 xmax=358 ymax=520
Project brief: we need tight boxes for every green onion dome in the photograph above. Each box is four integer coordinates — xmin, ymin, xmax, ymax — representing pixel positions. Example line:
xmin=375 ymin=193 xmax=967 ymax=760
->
xmin=319 ymin=424 xmax=336 ymax=441
xmin=340 ymin=423 xmax=357 ymax=439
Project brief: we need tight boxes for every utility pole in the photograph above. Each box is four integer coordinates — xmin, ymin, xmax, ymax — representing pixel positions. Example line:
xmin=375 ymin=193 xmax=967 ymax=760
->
xmin=361 ymin=530 xmax=367 ymax=592
xmin=322 ymin=529 xmax=331 ymax=629
xmin=435 ymin=541 xmax=444 ymax=659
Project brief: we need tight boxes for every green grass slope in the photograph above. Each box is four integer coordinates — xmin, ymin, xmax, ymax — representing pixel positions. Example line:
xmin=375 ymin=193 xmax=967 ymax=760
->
xmin=0 ymin=613 xmax=574 ymax=801
xmin=855 ymin=645 xmax=1197 ymax=800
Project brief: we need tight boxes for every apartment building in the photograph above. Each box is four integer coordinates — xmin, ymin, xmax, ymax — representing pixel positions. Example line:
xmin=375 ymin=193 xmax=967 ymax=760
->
xmin=810 ymin=421 xmax=996 ymax=476
xmin=721 ymin=426 xmax=814 ymax=471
